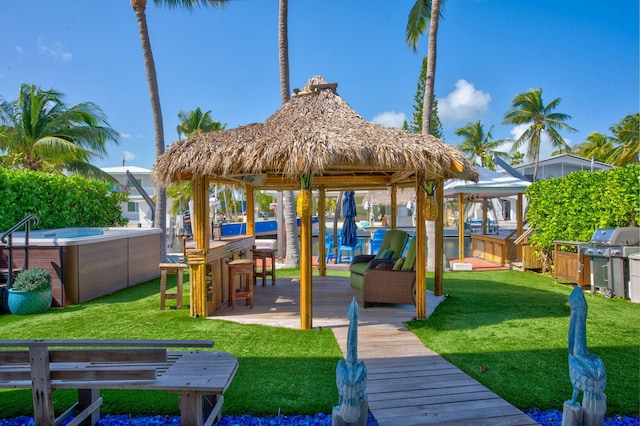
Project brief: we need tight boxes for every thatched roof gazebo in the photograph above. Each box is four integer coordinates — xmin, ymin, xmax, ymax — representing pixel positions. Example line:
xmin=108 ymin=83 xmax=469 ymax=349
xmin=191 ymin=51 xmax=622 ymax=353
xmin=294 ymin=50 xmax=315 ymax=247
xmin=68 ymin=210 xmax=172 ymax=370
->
xmin=153 ymin=76 xmax=478 ymax=329
xmin=362 ymin=188 xmax=417 ymax=208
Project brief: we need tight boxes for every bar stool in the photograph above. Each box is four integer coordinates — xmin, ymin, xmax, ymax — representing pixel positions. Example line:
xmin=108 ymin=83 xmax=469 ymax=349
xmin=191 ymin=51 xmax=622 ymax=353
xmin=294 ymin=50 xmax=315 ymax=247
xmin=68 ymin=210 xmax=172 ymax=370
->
xmin=226 ymin=259 xmax=255 ymax=310
xmin=159 ymin=263 xmax=187 ymax=310
xmin=251 ymin=247 xmax=276 ymax=286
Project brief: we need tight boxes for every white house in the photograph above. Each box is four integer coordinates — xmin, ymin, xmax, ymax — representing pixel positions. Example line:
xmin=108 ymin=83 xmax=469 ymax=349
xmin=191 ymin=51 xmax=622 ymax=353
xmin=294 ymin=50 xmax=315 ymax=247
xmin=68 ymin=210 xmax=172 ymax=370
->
xmin=511 ymin=153 xmax=613 ymax=181
xmin=102 ymin=166 xmax=156 ymax=227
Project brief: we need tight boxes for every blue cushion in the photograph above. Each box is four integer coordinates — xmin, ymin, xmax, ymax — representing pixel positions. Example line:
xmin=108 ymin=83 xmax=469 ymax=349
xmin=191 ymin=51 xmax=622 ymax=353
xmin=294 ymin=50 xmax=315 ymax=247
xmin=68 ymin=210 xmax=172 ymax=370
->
xmin=375 ymin=249 xmax=389 ymax=260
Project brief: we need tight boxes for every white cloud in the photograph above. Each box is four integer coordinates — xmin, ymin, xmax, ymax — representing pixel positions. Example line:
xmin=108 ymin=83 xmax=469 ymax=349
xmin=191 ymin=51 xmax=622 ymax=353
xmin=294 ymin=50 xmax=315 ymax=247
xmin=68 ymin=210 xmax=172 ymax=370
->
xmin=123 ymin=151 xmax=137 ymax=161
xmin=119 ymin=132 xmax=132 ymax=139
xmin=371 ymin=111 xmax=406 ymax=128
xmin=509 ymin=123 xmax=529 ymax=141
xmin=37 ymin=37 xmax=72 ymax=61
xmin=15 ymin=46 xmax=23 ymax=56
xmin=438 ymin=79 xmax=491 ymax=123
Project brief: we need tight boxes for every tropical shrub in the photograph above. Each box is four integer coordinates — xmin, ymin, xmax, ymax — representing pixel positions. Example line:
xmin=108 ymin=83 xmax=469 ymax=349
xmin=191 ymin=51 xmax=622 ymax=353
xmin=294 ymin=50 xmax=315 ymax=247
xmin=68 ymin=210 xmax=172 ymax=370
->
xmin=0 ymin=167 xmax=128 ymax=230
xmin=526 ymin=164 xmax=639 ymax=259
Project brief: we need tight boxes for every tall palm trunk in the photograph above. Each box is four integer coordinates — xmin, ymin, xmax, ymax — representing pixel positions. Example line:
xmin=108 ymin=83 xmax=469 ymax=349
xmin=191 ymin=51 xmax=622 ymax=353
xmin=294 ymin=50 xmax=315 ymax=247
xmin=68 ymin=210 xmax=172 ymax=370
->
xmin=422 ymin=0 xmax=440 ymax=135
xmin=532 ymin=132 xmax=541 ymax=181
xmin=422 ymin=0 xmax=441 ymax=272
xmin=131 ymin=0 xmax=167 ymax=260
xmin=279 ymin=0 xmax=300 ymax=267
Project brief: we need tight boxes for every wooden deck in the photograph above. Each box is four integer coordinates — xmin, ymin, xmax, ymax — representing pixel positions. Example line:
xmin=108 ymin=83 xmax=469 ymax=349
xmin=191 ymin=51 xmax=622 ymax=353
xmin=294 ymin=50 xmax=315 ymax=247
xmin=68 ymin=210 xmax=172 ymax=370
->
xmin=209 ymin=276 xmax=537 ymax=425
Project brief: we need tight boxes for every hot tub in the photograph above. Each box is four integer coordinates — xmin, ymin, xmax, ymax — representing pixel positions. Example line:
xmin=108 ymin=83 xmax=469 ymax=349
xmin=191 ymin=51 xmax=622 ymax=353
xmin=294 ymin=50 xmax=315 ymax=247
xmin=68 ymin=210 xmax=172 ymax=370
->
xmin=3 ymin=227 xmax=162 ymax=306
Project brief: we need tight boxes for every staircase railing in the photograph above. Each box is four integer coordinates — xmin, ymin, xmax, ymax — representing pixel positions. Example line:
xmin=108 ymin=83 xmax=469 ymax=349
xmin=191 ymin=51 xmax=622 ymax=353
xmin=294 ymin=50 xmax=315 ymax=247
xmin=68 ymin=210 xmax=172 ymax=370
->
xmin=1 ymin=214 xmax=39 ymax=291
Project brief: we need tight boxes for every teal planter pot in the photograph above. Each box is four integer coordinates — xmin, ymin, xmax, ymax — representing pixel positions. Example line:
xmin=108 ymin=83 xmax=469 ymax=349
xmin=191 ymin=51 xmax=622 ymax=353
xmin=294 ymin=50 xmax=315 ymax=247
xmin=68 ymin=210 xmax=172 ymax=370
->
xmin=8 ymin=287 xmax=52 ymax=315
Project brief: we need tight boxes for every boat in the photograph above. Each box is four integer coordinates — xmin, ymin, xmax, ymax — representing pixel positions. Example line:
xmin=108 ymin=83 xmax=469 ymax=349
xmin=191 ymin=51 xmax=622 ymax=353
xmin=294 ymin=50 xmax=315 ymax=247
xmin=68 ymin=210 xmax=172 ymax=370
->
xmin=220 ymin=217 xmax=319 ymax=237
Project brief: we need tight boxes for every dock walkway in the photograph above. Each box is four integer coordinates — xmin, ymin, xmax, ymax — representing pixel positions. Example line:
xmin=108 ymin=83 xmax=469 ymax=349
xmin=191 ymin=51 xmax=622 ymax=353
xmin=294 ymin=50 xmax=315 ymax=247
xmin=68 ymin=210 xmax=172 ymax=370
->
xmin=211 ymin=276 xmax=537 ymax=425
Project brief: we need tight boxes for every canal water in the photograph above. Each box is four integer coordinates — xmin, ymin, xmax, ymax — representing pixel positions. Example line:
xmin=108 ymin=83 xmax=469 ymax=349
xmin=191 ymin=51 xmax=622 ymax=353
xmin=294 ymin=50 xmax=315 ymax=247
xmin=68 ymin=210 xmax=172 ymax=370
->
xmin=169 ymin=235 xmax=473 ymax=261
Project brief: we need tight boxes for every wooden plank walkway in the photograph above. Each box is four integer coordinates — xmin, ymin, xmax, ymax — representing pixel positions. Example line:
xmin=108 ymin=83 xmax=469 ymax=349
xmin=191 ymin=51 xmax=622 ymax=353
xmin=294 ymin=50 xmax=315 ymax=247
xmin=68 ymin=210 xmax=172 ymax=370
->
xmin=209 ymin=276 xmax=537 ymax=425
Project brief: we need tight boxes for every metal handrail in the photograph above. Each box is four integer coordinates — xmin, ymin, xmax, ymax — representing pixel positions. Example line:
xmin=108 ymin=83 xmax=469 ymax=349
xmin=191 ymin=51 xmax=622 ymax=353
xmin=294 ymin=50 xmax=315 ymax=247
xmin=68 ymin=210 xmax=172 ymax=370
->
xmin=1 ymin=214 xmax=39 ymax=244
xmin=1 ymin=214 xmax=39 ymax=294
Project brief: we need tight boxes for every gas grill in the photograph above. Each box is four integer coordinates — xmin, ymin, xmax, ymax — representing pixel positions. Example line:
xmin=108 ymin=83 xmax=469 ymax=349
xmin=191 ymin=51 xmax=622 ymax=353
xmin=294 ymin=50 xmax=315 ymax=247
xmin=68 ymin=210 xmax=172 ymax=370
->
xmin=580 ymin=227 xmax=640 ymax=298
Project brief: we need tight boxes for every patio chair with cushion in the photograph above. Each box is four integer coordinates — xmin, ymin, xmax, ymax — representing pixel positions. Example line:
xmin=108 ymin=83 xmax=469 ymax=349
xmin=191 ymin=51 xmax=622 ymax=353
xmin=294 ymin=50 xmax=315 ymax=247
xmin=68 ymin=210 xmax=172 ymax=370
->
xmin=363 ymin=236 xmax=417 ymax=307
xmin=349 ymin=229 xmax=408 ymax=291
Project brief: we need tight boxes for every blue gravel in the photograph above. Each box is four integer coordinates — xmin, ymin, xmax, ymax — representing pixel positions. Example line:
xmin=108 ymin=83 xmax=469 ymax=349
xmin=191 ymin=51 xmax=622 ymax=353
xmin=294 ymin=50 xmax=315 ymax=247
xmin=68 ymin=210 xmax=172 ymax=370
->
xmin=0 ymin=410 xmax=637 ymax=425
xmin=523 ymin=409 xmax=639 ymax=426
xmin=0 ymin=413 xmax=376 ymax=426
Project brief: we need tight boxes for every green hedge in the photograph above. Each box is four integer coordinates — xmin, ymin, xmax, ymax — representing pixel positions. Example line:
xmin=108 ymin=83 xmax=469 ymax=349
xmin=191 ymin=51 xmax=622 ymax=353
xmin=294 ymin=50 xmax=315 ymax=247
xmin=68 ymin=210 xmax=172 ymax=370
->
xmin=526 ymin=164 xmax=639 ymax=254
xmin=0 ymin=167 xmax=129 ymax=231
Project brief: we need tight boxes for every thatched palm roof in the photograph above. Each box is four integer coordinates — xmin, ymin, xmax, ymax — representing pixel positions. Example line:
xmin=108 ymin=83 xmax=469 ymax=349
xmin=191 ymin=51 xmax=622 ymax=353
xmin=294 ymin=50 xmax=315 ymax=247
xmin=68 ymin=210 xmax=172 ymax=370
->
xmin=362 ymin=188 xmax=417 ymax=207
xmin=153 ymin=76 xmax=478 ymax=189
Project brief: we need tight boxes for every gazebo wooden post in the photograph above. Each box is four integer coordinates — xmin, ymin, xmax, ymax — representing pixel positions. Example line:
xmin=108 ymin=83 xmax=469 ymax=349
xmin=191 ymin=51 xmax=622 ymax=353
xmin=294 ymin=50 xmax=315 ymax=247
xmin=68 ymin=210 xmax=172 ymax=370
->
xmin=434 ymin=180 xmax=444 ymax=296
xmin=187 ymin=175 xmax=210 ymax=318
xmin=415 ymin=175 xmax=426 ymax=319
xmin=390 ymin=184 xmax=397 ymax=230
xmin=517 ymin=193 xmax=523 ymax=237
xmin=299 ymin=175 xmax=313 ymax=330
xmin=246 ymin=185 xmax=255 ymax=236
xmin=318 ymin=186 xmax=327 ymax=276
xmin=482 ymin=198 xmax=489 ymax=234
xmin=457 ymin=193 xmax=465 ymax=262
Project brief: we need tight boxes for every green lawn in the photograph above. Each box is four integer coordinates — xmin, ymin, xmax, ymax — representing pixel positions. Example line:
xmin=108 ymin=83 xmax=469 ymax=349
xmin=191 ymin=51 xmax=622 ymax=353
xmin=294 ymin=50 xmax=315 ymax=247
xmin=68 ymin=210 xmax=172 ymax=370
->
xmin=412 ymin=270 xmax=639 ymax=416
xmin=0 ymin=269 xmax=637 ymax=418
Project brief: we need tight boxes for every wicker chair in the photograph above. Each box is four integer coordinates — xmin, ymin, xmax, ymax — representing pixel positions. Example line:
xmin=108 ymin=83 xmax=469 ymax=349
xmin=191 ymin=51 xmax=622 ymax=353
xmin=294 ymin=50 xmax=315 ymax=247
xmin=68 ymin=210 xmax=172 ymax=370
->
xmin=349 ymin=230 xmax=408 ymax=291
xmin=363 ymin=236 xmax=417 ymax=307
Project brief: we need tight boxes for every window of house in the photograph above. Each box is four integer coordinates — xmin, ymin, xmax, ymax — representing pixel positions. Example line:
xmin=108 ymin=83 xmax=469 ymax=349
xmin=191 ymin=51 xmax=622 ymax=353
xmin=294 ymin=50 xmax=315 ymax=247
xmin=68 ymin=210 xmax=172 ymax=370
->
xmin=127 ymin=178 xmax=142 ymax=195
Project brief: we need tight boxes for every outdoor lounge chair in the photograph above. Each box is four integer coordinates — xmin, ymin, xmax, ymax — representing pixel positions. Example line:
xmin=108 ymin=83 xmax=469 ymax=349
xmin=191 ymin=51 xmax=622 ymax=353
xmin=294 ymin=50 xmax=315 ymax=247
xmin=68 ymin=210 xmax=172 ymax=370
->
xmin=349 ymin=229 xmax=408 ymax=291
xmin=363 ymin=236 xmax=417 ymax=307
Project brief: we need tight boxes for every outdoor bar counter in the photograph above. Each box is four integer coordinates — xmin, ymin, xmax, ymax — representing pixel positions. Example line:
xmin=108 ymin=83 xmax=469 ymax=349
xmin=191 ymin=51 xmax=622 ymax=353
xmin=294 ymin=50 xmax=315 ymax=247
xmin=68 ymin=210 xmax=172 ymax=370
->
xmin=185 ymin=235 xmax=255 ymax=315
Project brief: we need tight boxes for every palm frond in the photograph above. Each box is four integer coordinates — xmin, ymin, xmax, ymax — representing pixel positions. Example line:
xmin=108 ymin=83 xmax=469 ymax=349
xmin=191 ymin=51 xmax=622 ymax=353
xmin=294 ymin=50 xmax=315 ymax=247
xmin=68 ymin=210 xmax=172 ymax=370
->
xmin=405 ymin=0 xmax=432 ymax=52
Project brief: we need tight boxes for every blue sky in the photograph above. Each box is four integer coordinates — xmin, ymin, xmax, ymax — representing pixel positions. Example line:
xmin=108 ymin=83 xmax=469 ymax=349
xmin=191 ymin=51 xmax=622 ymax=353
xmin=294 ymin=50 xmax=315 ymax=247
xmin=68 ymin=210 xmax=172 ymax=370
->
xmin=1 ymin=0 xmax=638 ymax=170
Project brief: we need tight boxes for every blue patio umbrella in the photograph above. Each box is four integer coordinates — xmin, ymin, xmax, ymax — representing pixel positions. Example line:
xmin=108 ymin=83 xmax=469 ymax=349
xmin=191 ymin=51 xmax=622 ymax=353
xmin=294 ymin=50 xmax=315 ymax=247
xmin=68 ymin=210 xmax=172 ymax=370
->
xmin=341 ymin=191 xmax=358 ymax=248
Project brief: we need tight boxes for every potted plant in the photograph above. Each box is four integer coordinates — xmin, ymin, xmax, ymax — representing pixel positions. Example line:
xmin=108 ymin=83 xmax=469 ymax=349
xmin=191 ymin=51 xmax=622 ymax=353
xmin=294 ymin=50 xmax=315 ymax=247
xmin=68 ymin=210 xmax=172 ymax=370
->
xmin=8 ymin=268 xmax=52 ymax=315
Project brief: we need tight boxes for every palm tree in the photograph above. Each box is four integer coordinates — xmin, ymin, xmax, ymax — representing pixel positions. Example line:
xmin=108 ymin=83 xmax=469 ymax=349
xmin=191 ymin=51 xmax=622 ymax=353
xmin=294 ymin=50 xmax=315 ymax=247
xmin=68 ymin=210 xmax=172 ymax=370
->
xmin=169 ymin=107 xmax=226 ymax=220
xmin=502 ymin=88 xmax=576 ymax=181
xmin=0 ymin=83 xmax=118 ymax=180
xmin=573 ymin=132 xmax=613 ymax=163
xmin=176 ymin=107 xmax=226 ymax=140
xmin=406 ymin=0 xmax=443 ymax=134
xmin=406 ymin=0 xmax=443 ymax=273
xmin=167 ymin=181 xmax=192 ymax=216
xmin=510 ymin=151 xmax=525 ymax=166
xmin=278 ymin=0 xmax=300 ymax=267
xmin=608 ymin=113 xmax=639 ymax=165
xmin=455 ymin=121 xmax=507 ymax=170
xmin=130 ymin=0 xmax=229 ymax=260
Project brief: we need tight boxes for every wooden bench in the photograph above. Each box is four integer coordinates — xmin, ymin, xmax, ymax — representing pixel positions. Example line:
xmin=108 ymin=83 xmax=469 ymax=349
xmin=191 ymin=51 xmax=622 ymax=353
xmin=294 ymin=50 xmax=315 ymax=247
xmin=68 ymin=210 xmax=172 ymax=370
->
xmin=0 ymin=339 xmax=238 ymax=426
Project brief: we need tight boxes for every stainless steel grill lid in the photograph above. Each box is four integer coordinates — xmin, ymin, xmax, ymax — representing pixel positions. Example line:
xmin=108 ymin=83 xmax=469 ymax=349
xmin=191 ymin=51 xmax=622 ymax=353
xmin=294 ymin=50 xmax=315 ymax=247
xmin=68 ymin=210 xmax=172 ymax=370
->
xmin=589 ymin=227 xmax=640 ymax=246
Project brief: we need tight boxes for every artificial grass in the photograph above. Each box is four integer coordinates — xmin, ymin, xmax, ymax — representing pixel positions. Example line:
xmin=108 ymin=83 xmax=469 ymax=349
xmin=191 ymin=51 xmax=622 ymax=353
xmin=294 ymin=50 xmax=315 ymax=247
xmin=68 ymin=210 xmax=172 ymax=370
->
xmin=0 ymin=268 xmax=637 ymax=419
xmin=0 ymin=270 xmax=344 ymax=418
xmin=408 ymin=270 xmax=640 ymax=416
